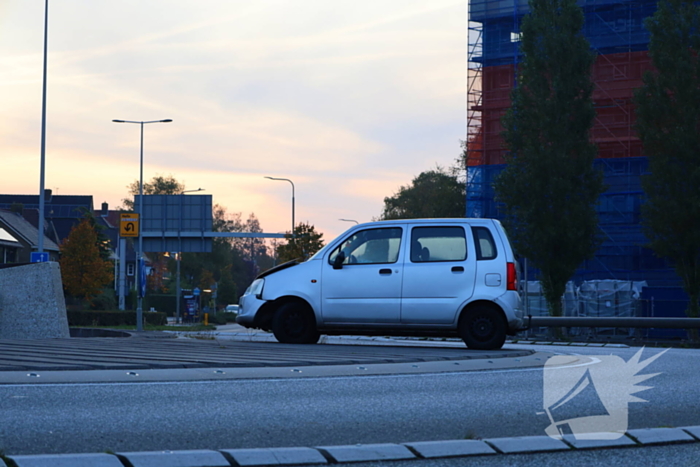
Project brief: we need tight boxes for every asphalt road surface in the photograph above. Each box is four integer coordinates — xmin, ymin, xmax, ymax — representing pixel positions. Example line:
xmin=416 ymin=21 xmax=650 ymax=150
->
xmin=0 ymin=343 xmax=697 ymax=457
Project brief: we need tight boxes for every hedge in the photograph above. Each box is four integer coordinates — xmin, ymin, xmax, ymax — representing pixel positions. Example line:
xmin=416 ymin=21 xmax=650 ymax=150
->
xmin=67 ymin=310 xmax=167 ymax=327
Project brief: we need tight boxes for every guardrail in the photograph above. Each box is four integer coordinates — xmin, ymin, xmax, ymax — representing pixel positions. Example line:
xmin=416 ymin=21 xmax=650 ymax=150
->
xmin=527 ymin=316 xmax=700 ymax=329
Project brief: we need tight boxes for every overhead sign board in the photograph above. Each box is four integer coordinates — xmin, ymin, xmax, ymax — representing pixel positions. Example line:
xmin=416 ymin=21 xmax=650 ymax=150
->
xmin=120 ymin=213 xmax=139 ymax=237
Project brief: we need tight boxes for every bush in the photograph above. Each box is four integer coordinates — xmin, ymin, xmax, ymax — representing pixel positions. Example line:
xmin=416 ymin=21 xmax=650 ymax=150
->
xmin=90 ymin=288 xmax=117 ymax=311
xmin=67 ymin=310 xmax=167 ymax=327
xmin=210 ymin=311 xmax=228 ymax=325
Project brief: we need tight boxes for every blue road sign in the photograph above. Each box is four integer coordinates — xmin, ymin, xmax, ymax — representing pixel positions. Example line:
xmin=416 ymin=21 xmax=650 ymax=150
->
xmin=30 ymin=252 xmax=49 ymax=263
xmin=193 ymin=287 xmax=201 ymax=296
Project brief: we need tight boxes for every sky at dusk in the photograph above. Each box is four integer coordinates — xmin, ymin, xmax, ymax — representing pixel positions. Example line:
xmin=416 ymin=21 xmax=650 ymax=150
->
xmin=2 ymin=0 xmax=467 ymax=242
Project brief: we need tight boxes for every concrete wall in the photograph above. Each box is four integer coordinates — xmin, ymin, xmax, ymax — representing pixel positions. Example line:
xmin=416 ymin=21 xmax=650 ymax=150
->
xmin=0 ymin=262 xmax=70 ymax=339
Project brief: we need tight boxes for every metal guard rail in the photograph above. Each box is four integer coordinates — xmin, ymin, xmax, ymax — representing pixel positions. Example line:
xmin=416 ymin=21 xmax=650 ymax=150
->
xmin=526 ymin=316 xmax=700 ymax=329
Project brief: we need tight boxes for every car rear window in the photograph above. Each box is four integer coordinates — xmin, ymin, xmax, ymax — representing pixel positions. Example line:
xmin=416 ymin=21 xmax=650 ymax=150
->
xmin=472 ymin=226 xmax=497 ymax=260
xmin=410 ymin=226 xmax=467 ymax=262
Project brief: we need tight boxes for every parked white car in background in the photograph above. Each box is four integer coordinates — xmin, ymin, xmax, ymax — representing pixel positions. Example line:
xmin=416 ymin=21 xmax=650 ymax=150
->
xmin=237 ymin=218 xmax=523 ymax=350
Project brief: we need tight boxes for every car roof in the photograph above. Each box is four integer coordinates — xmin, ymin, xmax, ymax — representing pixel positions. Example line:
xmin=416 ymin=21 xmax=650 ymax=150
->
xmin=352 ymin=218 xmax=497 ymax=228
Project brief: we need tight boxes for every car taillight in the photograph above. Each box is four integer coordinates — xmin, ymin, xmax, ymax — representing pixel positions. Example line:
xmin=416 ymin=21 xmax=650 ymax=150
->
xmin=507 ymin=262 xmax=517 ymax=291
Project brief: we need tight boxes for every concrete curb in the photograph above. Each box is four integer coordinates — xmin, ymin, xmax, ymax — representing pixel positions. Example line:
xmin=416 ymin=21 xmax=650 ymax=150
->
xmin=4 ymin=426 xmax=699 ymax=467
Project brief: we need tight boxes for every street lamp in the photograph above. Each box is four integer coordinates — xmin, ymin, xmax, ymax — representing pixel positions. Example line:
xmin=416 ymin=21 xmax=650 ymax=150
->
xmin=38 ymin=0 xmax=49 ymax=254
xmin=264 ymin=176 xmax=295 ymax=235
xmin=112 ymin=118 xmax=172 ymax=331
xmin=339 ymin=218 xmax=359 ymax=225
xmin=175 ymin=188 xmax=204 ymax=324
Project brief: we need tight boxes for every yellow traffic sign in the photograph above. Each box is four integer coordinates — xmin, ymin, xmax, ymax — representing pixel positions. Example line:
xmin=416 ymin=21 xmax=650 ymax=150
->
xmin=120 ymin=213 xmax=139 ymax=237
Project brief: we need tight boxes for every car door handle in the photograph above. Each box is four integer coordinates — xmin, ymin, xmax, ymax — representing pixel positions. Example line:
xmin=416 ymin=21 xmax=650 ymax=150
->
xmin=451 ymin=266 xmax=464 ymax=272
xmin=379 ymin=268 xmax=392 ymax=275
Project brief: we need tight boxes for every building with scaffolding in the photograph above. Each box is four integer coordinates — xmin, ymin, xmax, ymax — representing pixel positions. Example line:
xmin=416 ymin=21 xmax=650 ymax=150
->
xmin=466 ymin=0 xmax=690 ymax=328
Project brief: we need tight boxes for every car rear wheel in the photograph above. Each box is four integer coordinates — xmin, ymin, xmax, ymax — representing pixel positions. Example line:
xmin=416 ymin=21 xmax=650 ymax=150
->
xmin=459 ymin=306 xmax=507 ymax=350
xmin=272 ymin=302 xmax=320 ymax=344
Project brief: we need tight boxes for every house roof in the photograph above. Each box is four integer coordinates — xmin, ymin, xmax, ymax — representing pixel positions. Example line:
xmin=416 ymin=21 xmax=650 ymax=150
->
xmin=0 ymin=194 xmax=95 ymax=245
xmin=0 ymin=210 xmax=60 ymax=252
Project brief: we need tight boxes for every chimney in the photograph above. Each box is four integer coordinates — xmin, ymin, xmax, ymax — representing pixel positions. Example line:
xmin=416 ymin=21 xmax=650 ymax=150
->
xmin=101 ymin=202 xmax=109 ymax=217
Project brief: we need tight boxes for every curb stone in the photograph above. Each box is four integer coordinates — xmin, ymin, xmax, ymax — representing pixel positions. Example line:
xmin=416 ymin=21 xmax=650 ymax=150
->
xmin=221 ymin=447 xmax=327 ymax=466
xmin=562 ymin=433 xmax=637 ymax=449
xmin=682 ymin=426 xmax=700 ymax=440
xmin=484 ymin=435 xmax=570 ymax=454
xmin=403 ymin=440 xmax=497 ymax=458
xmin=316 ymin=443 xmax=415 ymax=463
xmin=627 ymin=427 xmax=696 ymax=445
xmin=9 ymin=453 xmax=124 ymax=467
xmin=117 ymin=450 xmax=230 ymax=467
xmin=4 ymin=427 xmax=700 ymax=466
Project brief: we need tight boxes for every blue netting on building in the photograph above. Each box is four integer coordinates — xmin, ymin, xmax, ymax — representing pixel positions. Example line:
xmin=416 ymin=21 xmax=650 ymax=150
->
xmin=471 ymin=0 xmax=655 ymax=66
xmin=466 ymin=158 xmax=678 ymax=286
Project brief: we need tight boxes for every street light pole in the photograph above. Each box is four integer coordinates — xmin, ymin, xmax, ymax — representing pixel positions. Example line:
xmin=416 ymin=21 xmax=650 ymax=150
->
xmin=265 ymin=177 xmax=295 ymax=236
xmin=112 ymin=119 xmax=172 ymax=331
xmin=38 ymin=0 xmax=49 ymax=254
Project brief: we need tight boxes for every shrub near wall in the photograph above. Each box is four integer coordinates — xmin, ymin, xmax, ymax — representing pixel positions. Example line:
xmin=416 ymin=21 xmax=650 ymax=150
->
xmin=144 ymin=294 xmax=176 ymax=316
xmin=67 ymin=310 xmax=167 ymax=327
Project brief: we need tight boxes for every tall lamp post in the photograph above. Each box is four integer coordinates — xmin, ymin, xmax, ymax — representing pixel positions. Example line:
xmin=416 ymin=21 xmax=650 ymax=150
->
xmin=112 ymin=118 xmax=172 ymax=331
xmin=38 ymin=0 xmax=49 ymax=254
xmin=264 ymin=176 xmax=295 ymax=235
xmin=176 ymin=188 xmax=204 ymax=324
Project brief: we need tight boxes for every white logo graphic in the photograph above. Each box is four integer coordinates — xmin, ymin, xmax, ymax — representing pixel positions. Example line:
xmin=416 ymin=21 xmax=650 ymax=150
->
xmin=543 ymin=348 xmax=668 ymax=440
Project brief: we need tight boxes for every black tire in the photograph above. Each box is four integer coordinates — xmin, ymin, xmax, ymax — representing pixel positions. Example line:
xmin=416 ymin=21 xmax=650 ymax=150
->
xmin=272 ymin=302 xmax=320 ymax=344
xmin=459 ymin=306 xmax=507 ymax=350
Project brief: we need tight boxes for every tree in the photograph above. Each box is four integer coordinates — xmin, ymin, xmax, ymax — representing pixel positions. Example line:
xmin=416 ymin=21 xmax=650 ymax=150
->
xmin=276 ymin=222 xmax=325 ymax=263
xmin=121 ymin=174 xmax=185 ymax=210
xmin=634 ymin=0 xmax=700 ymax=320
xmin=60 ymin=219 xmax=113 ymax=305
xmin=380 ymin=167 xmax=465 ymax=220
xmin=493 ymin=0 xmax=604 ymax=317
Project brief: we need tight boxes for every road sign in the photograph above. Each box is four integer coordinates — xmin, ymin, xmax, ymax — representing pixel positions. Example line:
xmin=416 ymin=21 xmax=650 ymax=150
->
xmin=193 ymin=287 xmax=201 ymax=296
xmin=30 ymin=252 xmax=49 ymax=263
xmin=120 ymin=213 xmax=139 ymax=237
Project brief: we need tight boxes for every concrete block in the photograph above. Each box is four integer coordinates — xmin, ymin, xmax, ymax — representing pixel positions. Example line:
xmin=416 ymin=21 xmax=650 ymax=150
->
xmin=681 ymin=426 xmax=700 ymax=440
xmin=627 ymin=428 xmax=696 ymax=445
xmin=404 ymin=439 xmax=497 ymax=458
xmin=0 ymin=262 xmax=69 ymax=339
xmin=10 ymin=453 xmax=123 ymax=467
xmin=117 ymin=450 xmax=230 ymax=467
xmin=316 ymin=443 xmax=416 ymax=463
xmin=563 ymin=433 xmax=637 ymax=449
xmin=221 ymin=447 xmax=327 ymax=465
xmin=484 ymin=435 xmax=570 ymax=454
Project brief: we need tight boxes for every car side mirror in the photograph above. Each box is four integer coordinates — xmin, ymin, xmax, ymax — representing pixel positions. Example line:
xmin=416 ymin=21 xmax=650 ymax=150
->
xmin=333 ymin=251 xmax=345 ymax=270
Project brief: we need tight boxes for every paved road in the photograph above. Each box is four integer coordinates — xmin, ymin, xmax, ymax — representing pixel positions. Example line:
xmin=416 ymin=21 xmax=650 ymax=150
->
xmin=0 ymin=335 xmax=532 ymax=372
xmin=1 ymin=340 xmax=697 ymax=458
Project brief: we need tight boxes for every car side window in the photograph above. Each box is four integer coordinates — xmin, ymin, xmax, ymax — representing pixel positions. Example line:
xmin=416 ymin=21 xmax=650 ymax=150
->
xmin=328 ymin=227 xmax=403 ymax=265
xmin=472 ymin=227 xmax=497 ymax=260
xmin=410 ymin=226 xmax=467 ymax=262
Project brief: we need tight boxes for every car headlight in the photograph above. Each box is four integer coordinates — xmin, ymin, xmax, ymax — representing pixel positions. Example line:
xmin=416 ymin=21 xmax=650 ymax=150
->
xmin=247 ymin=278 xmax=265 ymax=299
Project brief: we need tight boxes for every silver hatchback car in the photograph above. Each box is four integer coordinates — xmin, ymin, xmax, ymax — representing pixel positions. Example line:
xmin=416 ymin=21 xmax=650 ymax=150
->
xmin=237 ymin=218 xmax=523 ymax=350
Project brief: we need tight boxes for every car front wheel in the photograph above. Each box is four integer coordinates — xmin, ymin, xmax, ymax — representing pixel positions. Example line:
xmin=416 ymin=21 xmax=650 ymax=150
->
xmin=272 ymin=302 xmax=320 ymax=344
xmin=459 ymin=306 xmax=507 ymax=350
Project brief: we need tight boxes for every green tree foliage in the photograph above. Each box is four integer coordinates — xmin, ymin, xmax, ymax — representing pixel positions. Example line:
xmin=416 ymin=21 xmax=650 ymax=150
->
xmin=494 ymin=0 xmax=604 ymax=316
xmin=121 ymin=174 xmax=185 ymax=210
xmin=276 ymin=222 xmax=325 ymax=263
xmin=634 ymin=0 xmax=700 ymax=319
xmin=217 ymin=269 xmax=238 ymax=306
xmin=78 ymin=207 xmax=112 ymax=261
xmin=60 ymin=219 xmax=114 ymax=305
xmin=380 ymin=168 xmax=465 ymax=220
